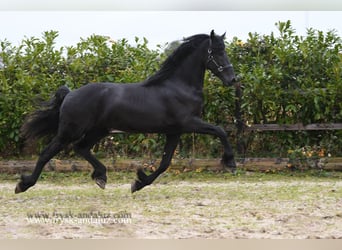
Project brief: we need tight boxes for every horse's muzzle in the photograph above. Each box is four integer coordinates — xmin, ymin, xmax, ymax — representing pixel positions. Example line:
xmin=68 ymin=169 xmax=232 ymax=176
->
xmin=223 ymin=77 xmax=237 ymax=87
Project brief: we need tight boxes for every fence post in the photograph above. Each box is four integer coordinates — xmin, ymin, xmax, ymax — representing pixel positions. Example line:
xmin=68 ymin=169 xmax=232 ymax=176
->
xmin=234 ymin=82 xmax=246 ymax=155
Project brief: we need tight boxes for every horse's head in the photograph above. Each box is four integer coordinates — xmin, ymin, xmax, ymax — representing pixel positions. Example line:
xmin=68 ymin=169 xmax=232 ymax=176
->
xmin=206 ymin=30 xmax=236 ymax=87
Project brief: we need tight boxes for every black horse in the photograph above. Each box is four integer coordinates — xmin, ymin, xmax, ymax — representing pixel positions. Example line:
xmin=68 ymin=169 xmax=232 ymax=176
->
xmin=16 ymin=30 xmax=237 ymax=194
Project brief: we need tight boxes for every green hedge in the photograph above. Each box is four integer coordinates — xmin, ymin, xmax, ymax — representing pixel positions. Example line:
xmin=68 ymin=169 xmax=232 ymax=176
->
xmin=0 ymin=32 xmax=161 ymax=157
xmin=225 ymin=21 xmax=341 ymax=157
xmin=0 ymin=21 xmax=341 ymax=158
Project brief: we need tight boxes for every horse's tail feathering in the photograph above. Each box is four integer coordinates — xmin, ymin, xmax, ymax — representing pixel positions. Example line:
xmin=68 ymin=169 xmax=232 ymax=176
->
xmin=20 ymin=86 xmax=70 ymax=142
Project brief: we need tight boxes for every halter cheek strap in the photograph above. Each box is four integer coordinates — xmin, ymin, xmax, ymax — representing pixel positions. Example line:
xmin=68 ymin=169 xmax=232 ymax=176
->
xmin=207 ymin=39 xmax=233 ymax=72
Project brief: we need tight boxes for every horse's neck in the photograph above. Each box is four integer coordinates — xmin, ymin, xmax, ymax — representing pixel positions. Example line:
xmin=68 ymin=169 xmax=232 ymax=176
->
xmin=172 ymin=49 xmax=207 ymax=89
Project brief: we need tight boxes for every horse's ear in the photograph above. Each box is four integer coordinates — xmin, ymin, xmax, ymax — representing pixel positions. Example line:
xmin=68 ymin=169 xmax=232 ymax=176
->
xmin=210 ymin=30 xmax=215 ymax=39
xmin=221 ymin=32 xmax=226 ymax=39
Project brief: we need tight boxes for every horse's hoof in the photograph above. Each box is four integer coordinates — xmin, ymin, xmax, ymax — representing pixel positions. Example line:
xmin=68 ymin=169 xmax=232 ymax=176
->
xmin=229 ymin=167 xmax=237 ymax=175
xmin=95 ymin=178 xmax=106 ymax=189
xmin=15 ymin=183 xmax=23 ymax=194
xmin=221 ymin=158 xmax=237 ymax=174
xmin=131 ymin=181 xmax=138 ymax=193
xmin=131 ymin=180 xmax=143 ymax=193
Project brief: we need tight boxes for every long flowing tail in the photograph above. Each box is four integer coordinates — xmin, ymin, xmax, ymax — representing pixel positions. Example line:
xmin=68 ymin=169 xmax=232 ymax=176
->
xmin=20 ymin=86 xmax=70 ymax=142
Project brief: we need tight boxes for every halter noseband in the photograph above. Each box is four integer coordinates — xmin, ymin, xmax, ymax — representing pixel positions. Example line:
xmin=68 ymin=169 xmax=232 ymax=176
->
xmin=207 ymin=38 xmax=233 ymax=73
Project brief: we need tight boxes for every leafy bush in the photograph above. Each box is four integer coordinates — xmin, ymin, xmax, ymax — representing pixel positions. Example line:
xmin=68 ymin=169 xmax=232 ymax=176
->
xmin=227 ymin=21 xmax=341 ymax=124
xmin=225 ymin=21 xmax=342 ymax=157
xmin=0 ymin=31 xmax=161 ymax=156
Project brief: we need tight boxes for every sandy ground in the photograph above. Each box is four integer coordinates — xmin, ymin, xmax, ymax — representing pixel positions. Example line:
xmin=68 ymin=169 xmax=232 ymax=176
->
xmin=1 ymin=178 xmax=342 ymax=239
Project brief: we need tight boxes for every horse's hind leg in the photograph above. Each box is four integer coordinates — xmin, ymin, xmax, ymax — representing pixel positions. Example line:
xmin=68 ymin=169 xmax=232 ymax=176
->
xmin=15 ymin=136 xmax=65 ymax=193
xmin=74 ymin=129 xmax=108 ymax=189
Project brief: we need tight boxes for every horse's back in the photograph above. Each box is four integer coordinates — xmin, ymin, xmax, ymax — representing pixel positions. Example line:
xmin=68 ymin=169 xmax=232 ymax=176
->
xmin=59 ymin=82 xmax=147 ymax=129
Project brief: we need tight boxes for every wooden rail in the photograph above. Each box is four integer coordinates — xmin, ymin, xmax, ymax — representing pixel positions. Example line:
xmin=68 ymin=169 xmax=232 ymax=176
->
xmin=1 ymin=157 xmax=342 ymax=174
xmin=225 ymin=123 xmax=342 ymax=132
xmin=110 ymin=123 xmax=342 ymax=134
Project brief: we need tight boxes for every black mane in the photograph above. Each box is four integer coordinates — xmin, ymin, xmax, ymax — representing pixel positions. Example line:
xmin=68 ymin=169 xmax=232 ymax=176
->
xmin=145 ymin=34 xmax=209 ymax=85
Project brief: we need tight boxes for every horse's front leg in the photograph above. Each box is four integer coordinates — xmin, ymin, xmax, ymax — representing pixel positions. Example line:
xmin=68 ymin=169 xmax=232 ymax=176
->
xmin=131 ymin=134 xmax=180 ymax=193
xmin=184 ymin=118 xmax=236 ymax=172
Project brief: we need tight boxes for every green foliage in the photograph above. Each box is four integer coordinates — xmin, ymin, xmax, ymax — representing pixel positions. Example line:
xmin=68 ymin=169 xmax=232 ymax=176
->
xmin=1 ymin=31 xmax=65 ymax=155
xmin=225 ymin=21 xmax=342 ymax=157
xmin=0 ymin=21 xmax=341 ymax=158
xmin=0 ymin=31 xmax=161 ymax=156
xmin=227 ymin=21 xmax=342 ymax=124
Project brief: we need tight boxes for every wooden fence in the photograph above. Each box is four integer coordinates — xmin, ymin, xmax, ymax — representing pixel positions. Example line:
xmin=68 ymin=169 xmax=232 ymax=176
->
xmin=226 ymin=122 xmax=342 ymax=157
xmin=224 ymin=123 xmax=342 ymax=132
xmin=1 ymin=157 xmax=342 ymax=174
